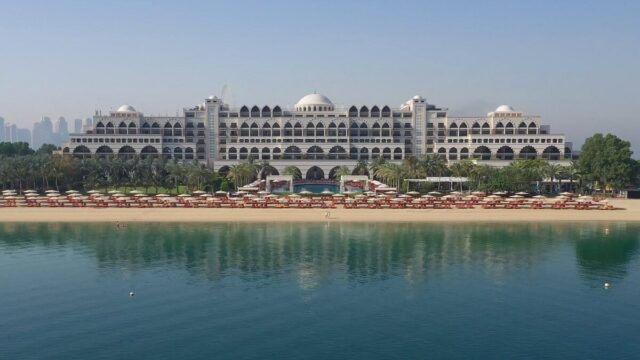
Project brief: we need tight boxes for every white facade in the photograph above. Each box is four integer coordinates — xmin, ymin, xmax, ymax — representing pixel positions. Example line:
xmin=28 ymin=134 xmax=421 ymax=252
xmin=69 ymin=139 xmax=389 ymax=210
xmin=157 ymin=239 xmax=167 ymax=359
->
xmin=63 ymin=94 xmax=573 ymax=179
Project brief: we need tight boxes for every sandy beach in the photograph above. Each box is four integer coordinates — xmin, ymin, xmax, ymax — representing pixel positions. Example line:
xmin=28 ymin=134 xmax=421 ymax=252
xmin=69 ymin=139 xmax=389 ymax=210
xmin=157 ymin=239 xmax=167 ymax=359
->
xmin=1 ymin=199 xmax=638 ymax=223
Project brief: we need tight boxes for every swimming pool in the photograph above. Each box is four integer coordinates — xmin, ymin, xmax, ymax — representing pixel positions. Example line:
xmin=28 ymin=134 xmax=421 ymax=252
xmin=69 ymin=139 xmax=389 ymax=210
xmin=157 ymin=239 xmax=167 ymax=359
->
xmin=293 ymin=183 xmax=339 ymax=194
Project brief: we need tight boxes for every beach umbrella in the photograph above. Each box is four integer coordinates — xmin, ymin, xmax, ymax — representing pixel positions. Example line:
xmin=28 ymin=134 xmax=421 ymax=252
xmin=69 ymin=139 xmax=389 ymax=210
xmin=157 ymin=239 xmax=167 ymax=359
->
xmin=288 ymin=193 xmax=301 ymax=198
xmin=257 ymin=190 xmax=269 ymax=195
xmin=516 ymin=192 xmax=529 ymax=196
xmin=332 ymin=193 xmax=345 ymax=197
xmin=87 ymin=190 xmax=100 ymax=194
xmin=67 ymin=193 xmax=82 ymax=197
xmin=108 ymin=190 xmax=120 ymax=194
xmin=421 ymin=194 xmax=434 ymax=198
xmin=533 ymin=195 xmax=546 ymax=199
xmin=472 ymin=191 xmax=485 ymax=195
xmin=355 ymin=194 xmax=366 ymax=198
xmin=560 ymin=192 xmax=574 ymax=196
xmin=215 ymin=190 xmax=227 ymax=195
xmin=509 ymin=195 xmax=524 ymax=199
xmin=236 ymin=191 xmax=247 ymax=195
xmin=428 ymin=191 xmax=442 ymax=195
xmin=192 ymin=190 xmax=206 ymax=194
xmin=45 ymin=190 xmax=59 ymax=193
xmin=24 ymin=189 xmax=37 ymax=193
xmin=129 ymin=190 xmax=142 ymax=194
xmin=450 ymin=191 xmax=462 ymax=195
xmin=494 ymin=191 xmax=507 ymax=196
xmin=321 ymin=190 xmax=334 ymax=195
xmin=156 ymin=194 xmax=170 ymax=197
xmin=134 ymin=193 xmax=147 ymax=197
xmin=406 ymin=191 xmax=420 ymax=196
xmin=487 ymin=194 xmax=502 ymax=199
xmin=178 ymin=194 xmax=191 ymax=197
xmin=299 ymin=191 xmax=312 ymax=195
xmin=46 ymin=193 xmax=60 ymax=197
xmin=66 ymin=190 xmax=79 ymax=194
xmin=399 ymin=194 xmax=411 ymax=198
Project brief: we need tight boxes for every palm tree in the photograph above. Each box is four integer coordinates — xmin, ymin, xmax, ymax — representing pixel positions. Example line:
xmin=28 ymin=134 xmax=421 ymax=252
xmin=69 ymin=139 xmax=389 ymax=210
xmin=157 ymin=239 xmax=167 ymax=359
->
xmin=401 ymin=155 xmax=425 ymax=178
xmin=543 ymin=163 xmax=563 ymax=194
xmin=374 ymin=162 xmax=404 ymax=190
xmin=282 ymin=166 xmax=302 ymax=180
xmin=448 ymin=160 xmax=475 ymax=191
xmin=352 ymin=160 xmax=369 ymax=176
xmin=369 ymin=157 xmax=388 ymax=180
xmin=333 ymin=166 xmax=351 ymax=180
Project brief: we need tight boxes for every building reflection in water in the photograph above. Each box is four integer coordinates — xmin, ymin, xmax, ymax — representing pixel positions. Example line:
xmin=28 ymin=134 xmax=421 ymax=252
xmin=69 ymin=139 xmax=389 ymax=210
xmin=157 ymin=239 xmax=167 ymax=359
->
xmin=0 ymin=222 xmax=638 ymax=287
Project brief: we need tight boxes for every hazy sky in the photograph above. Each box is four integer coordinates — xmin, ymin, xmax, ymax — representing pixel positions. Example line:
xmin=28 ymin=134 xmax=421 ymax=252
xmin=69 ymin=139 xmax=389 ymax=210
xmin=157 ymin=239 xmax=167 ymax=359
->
xmin=1 ymin=0 xmax=638 ymax=154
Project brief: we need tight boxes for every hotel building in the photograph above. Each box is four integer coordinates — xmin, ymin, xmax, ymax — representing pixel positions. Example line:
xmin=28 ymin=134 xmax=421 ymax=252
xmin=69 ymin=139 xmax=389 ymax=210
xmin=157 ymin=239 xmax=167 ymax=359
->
xmin=63 ymin=94 xmax=574 ymax=179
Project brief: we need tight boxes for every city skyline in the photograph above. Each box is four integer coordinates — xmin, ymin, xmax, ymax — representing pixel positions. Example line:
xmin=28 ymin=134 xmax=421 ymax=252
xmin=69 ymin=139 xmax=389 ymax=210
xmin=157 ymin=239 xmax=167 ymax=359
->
xmin=0 ymin=0 xmax=638 ymax=154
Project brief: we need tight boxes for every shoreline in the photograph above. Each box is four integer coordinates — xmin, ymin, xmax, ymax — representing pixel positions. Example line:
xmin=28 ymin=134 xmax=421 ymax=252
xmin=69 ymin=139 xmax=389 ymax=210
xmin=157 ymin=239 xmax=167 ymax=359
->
xmin=1 ymin=199 xmax=639 ymax=223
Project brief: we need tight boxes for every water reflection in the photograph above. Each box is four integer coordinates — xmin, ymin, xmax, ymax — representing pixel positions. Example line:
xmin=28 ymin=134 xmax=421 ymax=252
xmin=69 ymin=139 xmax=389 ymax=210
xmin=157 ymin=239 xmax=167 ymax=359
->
xmin=0 ymin=222 xmax=638 ymax=285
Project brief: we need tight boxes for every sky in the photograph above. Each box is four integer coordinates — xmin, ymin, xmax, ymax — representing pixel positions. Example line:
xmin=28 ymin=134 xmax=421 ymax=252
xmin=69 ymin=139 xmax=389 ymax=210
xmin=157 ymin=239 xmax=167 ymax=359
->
xmin=0 ymin=0 xmax=638 ymax=154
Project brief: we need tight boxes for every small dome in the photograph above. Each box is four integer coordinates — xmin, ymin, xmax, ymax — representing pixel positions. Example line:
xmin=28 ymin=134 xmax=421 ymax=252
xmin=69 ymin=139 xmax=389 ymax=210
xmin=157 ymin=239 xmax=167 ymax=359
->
xmin=208 ymin=95 xmax=216 ymax=100
xmin=117 ymin=105 xmax=137 ymax=113
xmin=413 ymin=95 xmax=424 ymax=100
xmin=495 ymin=105 xmax=515 ymax=112
xmin=295 ymin=93 xmax=334 ymax=108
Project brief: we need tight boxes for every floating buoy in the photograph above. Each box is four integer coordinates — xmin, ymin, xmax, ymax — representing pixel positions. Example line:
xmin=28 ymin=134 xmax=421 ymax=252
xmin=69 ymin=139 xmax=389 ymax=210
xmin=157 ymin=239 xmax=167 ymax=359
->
xmin=129 ymin=291 xmax=135 ymax=297
xmin=604 ymin=228 xmax=609 ymax=235
xmin=604 ymin=283 xmax=610 ymax=289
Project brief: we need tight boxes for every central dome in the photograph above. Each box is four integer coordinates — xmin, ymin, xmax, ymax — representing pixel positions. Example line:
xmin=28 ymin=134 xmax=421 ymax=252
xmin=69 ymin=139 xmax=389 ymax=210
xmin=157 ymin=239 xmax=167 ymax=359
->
xmin=116 ymin=105 xmax=137 ymax=113
xmin=295 ymin=93 xmax=334 ymax=111
xmin=495 ymin=105 xmax=515 ymax=112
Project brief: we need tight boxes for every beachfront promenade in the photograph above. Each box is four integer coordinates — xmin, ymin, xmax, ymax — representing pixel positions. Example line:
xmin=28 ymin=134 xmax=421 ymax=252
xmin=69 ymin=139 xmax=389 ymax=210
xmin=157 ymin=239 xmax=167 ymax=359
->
xmin=1 ymin=189 xmax=637 ymax=223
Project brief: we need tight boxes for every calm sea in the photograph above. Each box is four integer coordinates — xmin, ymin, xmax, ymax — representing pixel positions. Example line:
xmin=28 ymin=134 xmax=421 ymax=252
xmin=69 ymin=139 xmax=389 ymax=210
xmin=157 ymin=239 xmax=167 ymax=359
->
xmin=1 ymin=222 xmax=639 ymax=360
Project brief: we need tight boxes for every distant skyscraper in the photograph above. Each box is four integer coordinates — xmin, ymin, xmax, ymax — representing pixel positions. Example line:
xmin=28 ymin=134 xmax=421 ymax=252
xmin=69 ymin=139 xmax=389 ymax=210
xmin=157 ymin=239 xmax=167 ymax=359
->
xmin=7 ymin=123 xmax=17 ymax=143
xmin=55 ymin=116 xmax=69 ymax=145
xmin=32 ymin=116 xmax=55 ymax=148
xmin=84 ymin=117 xmax=93 ymax=129
xmin=74 ymin=118 xmax=83 ymax=133
xmin=0 ymin=117 xmax=5 ymax=142
xmin=16 ymin=128 xmax=31 ymax=143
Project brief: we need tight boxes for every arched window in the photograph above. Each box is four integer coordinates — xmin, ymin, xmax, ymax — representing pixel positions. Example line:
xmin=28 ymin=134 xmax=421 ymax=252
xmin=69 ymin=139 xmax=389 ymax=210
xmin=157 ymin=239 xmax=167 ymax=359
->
xmin=338 ymin=122 xmax=347 ymax=136
xmin=293 ymin=122 xmax=303 ymax=137
xmin=495 ymin=122 xmax=505 ymax=135
xmin=348 ymin=106 xmax=358 ymax=117
xmin=272 ymin=106 xmax=282 ymax=117
xmin=173 ymin=122 xmax=182 ymax=136
xmin=228 ymin=147 xmax=237 ymax=160
xmin=350 ymin=146 xmax=359 ymax=160
xmin=250 ymin=147 xmax=259 ymax=160
xmin=118 ymin=122 xmax=127 ymax=135
xmin=360 ymin=147 xmax=369 ymax=160
xmin=174 ymin=147 xmax=183 ymax=160
xmin=518 ymin=122 xmax=527 ymax=135
xmin=163 ymin=122 xmax=173 ymax=136
xmin=272 ymin=123 xmax=281 ymax=137
xmin=370 ymin=106 xmax=380 ymax=117
xmin=372 ymin=123 xmax=381 ymax=136
xmin=305 ymin=122 xmax=315 ymax=137
xmin=371 ymin=147 xmax=380 ymax=159
xmin=284 ymin=122 xmax=292 ymax=137
xmin=328 ymin=146 xmax=347 ymax=160
xmin=481 ymin=122 xmax=490 ymax=135
xmin=140 ymin=146 xmax=159 ymax=159
xmin=184 ymin=147 xmax=194 ymax=160
xmin=359 ymin=106 xmax=369 ymax=118
xmin=72 ymin=145 xmax=91 ymax=159
xmin=542 ymin=146 xmax=561 ymax=160
xmin=284 ymin=146 xmax=302 ymax=159
xmin=437 ymin=147 xmax=447 ymax=159
xmin=96 ymin=122 xmax=105 ymax=134
xmin=449 ymin=123 xmax=458 ymax=137
xmin=473 ymin=146 xmax=491 ymax=160
xmin=359 ymin=123 xmax=368 ymax=137
xmin=250 ymin=106 xmax=260 ymax=117
xmin=250 ymin=123 xmax=259 ymax=137
xmin=105 ymin=122 xmax=114 ymax=135
xmin=240 ymin=123 xmax=249 ymax=137
xmin=272 ymin=147 xmax=282 ymax=160
xmin=306 ymin=146 xmax=324 ymax=160
xmin=151 ymin=122 xmax=160 ymax=135
xmin=381 ymin=106 xmax=391 ymax=117
xmin=261 ymin=122 xmax=271 ymax=136
xmin=459 ymin=123 xmax=468 ymax=136
xmin=239 ymin=147 xmax=248 ymax=160
xmin=118 ymin=145 xmax=136 ymax=159
xmin=382 ymin=148 xmax=392 ymax=160
xmin=350 ymin=122 xmax=358 ymax=136
xmin=261 ymin=147 xmax=270 ymax=160
xmin=128 ymin=122 xmax=137 ymax=135
xmin=459 ymin=147 xmax=469 ymax=159
xmin=471 ymin=122 xmax=480 ymax=135
xmin=316 ymin=122 xmax=325 ymax=137
xmin=328 ymin=122 xmax=337 ymax=137
xmin=505 ymin=122 xmax=514 ymax=135
xmin=381 ymin=123 xmax=390 ymax=137
xmin=528 ymin=122 xmax=537 ymax=135
xmin=240 ymin=106 xmax=249 ymax=117
xmin=141 ymin=123 xmax=150 ymax=135
xmin=496 ymin=146 xmax=514 ymax=160
xmin=393 ymin=147 xmax=403 ymax=160
xmin=519 ymin=146 xmax=537 ymax=160
xmin=96 ymin=145 xmax=113 ymax=159
xmin=261 ymin=106 xmax=271 ymax=118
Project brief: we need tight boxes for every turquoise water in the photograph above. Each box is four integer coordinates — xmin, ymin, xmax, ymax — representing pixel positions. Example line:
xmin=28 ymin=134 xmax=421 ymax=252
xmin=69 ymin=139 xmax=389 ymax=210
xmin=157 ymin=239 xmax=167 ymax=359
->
xmin=293 ymin=183 xmax=339 ymax=193
xmin=1 ymin=222 xmax=640 ymax=359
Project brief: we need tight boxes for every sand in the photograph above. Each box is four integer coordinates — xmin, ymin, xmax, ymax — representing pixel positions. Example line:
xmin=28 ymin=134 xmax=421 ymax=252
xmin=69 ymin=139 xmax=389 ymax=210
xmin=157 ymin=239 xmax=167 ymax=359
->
xmin=1 ymin=199 xmax=638 ymax=223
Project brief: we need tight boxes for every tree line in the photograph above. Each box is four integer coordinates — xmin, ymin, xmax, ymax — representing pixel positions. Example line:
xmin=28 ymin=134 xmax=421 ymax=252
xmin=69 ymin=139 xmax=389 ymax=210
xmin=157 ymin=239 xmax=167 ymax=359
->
xmin=0 ymin=133 xmax=638 ymax=194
